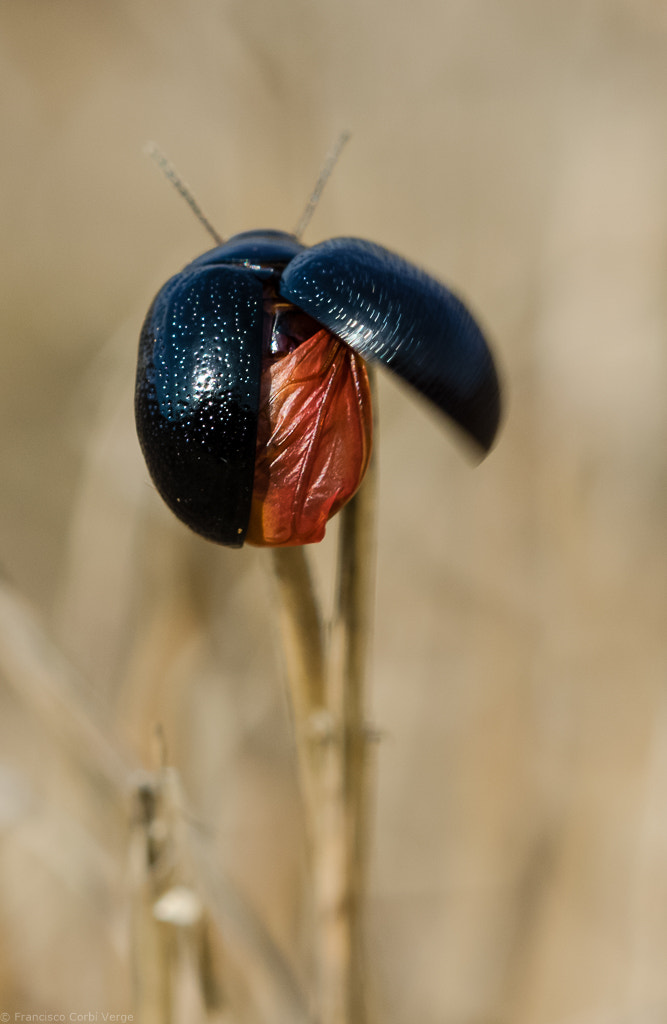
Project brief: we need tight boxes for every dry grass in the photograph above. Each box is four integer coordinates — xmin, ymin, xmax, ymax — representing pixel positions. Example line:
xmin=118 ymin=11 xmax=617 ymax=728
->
xmin=2 ymin=1 xmax=667 ymax=1021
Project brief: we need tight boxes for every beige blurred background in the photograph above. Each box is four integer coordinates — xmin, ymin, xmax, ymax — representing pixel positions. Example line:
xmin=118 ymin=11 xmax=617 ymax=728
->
xmin=1 ymin=0 xmax=667 ymax=1021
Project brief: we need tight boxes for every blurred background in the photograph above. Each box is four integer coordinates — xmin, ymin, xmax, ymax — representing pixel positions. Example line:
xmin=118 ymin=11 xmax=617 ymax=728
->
xmin=1 ymin=0 xmax=667 ymax=1020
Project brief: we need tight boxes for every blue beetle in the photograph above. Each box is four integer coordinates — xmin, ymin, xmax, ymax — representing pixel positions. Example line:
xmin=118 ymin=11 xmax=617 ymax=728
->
xmin=135 ymin=226 xmax=501 ymax=548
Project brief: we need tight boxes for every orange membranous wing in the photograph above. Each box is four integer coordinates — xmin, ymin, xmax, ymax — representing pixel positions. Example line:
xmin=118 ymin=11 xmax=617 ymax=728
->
xmin=246 ymin=328 xmax=373 ymax=547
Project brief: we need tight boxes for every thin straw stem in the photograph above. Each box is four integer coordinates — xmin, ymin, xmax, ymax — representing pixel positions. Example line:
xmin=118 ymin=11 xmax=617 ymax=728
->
xmin=323 ymin=366 xmax=377 ymax=1024
xmin=270 ymin=546 xmax=326 ymax=715
xmin=331 ymin=369 xmax=378 ymax=1024
xmin=270 ymin=365 xmax=378 ymax=1024
xmin=270 ymin=545 xmax=328 ymax=851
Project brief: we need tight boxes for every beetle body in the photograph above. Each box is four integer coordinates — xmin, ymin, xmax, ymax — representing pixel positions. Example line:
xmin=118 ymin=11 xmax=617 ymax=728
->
xmin=136 ymin=230 xmax=500 ymax=548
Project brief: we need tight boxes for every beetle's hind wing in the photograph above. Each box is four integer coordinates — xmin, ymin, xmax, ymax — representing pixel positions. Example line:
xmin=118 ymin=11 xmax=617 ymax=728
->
xmin=280 ymin=237 xmax=501 ymax=452
xmin=135 ymin=265 xmax=263 ymax=546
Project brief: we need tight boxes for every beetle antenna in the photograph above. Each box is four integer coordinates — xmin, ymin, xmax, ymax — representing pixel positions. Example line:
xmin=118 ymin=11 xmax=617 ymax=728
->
xmin=144 ymin=142 xmax=225 ymax=246
xmin=293 ymin=131 xmax=351 ymax=241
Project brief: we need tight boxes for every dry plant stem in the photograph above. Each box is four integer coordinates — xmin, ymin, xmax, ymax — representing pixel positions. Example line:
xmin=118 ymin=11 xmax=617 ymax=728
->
xmin=323 ymin=374 xmax=377 ymax=1024
xmin=0 ymin=578 xmax=306 ymax=1022
xmin=131 ymin=768 xmax=224 ymax=1024
xmin=130 ymin=773 xmax=177 ymax=1024
xmin=271 ymin=369 xmax=377 ymax=1024
xmin=128 ymin=736 xmax=309 ymax=1023
xmin=330 ymin=404 xmax=377 ymax=1024
xmin=335 ymin=368 xmax=378 ymax=904
xmin=132 ymin=760 xmax=311 ymax=1024
xmin=269 ymin=546 xmax=326 ymax=711
xmin=270 ymin=546 xmax=327 ymax=840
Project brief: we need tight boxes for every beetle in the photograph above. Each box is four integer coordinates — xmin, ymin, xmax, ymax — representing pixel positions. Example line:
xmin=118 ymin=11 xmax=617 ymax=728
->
xmin=136 ymin=220 xmax=501 ymax=548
